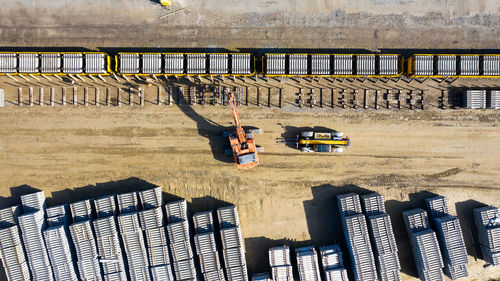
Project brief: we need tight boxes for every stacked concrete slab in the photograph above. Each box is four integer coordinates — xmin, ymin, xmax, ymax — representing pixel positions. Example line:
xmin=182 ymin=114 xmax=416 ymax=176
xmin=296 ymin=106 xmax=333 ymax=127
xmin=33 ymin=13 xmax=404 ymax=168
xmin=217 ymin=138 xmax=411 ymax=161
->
xmin=336 ymin=193 xmax=377 ymax=281
xmin=0 ymin=205 xmax=31 ymax=281
xmin=193 ymin=211 xmax=226 ymax=281
xmin=296 ymin=246 xmax=321 ymax=281
xmin=473 ymin=206 xmax=500 ymax=266
xmin=361 ymin=193 xmax=401 ymax=281
xmin=425 ymin=196 xmax=469 ymax=280
xmin=319 ymin=245 xmax=349 ymax=281
xmin=402 ymin=208 xmax=444 ymax=281
xmin=117 ymin=191 xmax=151 ymax=281
xmin=268 ymin=245 xmax=293 ymax=281
xmin=44 ymin=204 xmax=78 ymax=281
xmin=18 ymin=191 xmax=55 ymax=281
xmin=218 ymin=205 xmax=248 ymax=281
xmin=93 ymin=195 xmax=128 ymax=281
xmin=166 ymin=199 xmax=197 ymax=281
xmin=138 ymin=187 xmax=175 ymax=281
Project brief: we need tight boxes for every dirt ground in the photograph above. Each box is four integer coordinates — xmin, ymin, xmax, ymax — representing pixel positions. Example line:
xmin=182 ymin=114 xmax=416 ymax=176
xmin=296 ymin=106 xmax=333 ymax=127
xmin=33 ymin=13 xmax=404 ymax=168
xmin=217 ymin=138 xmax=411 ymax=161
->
xmin=1 ymin=99 xmax=500 ymax=280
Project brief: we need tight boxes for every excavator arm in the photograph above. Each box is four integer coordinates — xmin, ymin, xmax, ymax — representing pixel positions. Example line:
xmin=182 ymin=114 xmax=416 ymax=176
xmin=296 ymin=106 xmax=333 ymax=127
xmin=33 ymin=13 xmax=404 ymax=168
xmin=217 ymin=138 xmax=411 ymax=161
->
xmin=228 ymin=92 xmax=248 ymax=144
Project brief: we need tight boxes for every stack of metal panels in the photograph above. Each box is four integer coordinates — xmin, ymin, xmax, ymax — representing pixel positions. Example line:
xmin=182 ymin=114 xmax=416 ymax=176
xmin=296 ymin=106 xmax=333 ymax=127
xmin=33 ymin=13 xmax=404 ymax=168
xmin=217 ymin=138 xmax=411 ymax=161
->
xmin=436 ymin=55 xmax=457 ymax=76
xmin=356 ymin=55 xmax=375 ymax=75
xmin=70 ymin=199 xmax=94 ymax=223
xmin=18 ymin=210 xmax=54 ymax=280
xmin=166 ymin=200 xmax=197 ymax=281
xmin=193 ymin=211 xmax=225 ymax=281
xmin=288 ymin=54 xmax=308 ymax=75
xmin=488 ymin=90 xmax=500 ymax=109
xmin=93 ymin=216 xmax=127 ymax=281
xmin=164 ymin=54 xmax=184 ymax=74
xmin=483 ymin=55 xmax=500 ymax=76
xmin=402 ymin=208 xmax=444 ymax=281
xmin=0 ymin=53 xmax=17 ymax=73
xmin=268 ymin=246 xmax=293 ymax=281
xmin=46 ymin=204 xmax=69 ymax=227
xmin=310 ymin=54 xmax=330 ymax=75
xmin=18 ymin=53 xmax=39 ymax=73
xmin=336 ymin=193 xmax=377 ymax=281
xmin=251 ymin=273 xmax=271 ymax=281
xmin=119 ymin=53 xmax=140 ymax=74
xmin=332 ymin=55 xmax=353 ymax=75
xmin=463 ymin=90 xmax=486 ymax=109
xmin=85 ymin=53 xmax=107 ymax=74
xmin=69 ymin=220 xmax=103 ymax=281
xmin=295 ymin=246 xmax=321 ymax=281
xmin=44 ymin=225 xmax=78 ymax=281
xmin=459 ymin=55 xmax=479 ymax=76
xmin=266 ymin=54 xmax=286 ymax=75
xmin=62 ymin=53 xmax=84 ymax=73
xmin=361 ymin=193 xmax=401 ymax=281
xmin=218 ymin=205 xmax=248 ymax=281
xmin=118 ymin=212 xmax=151 ymax=281
xmin=94 ymin=195 xmax=117 ymax=218
xmin=413 ymin=55 xmax=434 ymax=76
xmin=40 ymin=53 xmax=61 ymax=73
xmin=209 ymin=54 xmax=229 ymax=75
xmin=231 ymin=54 xmax=251 ymax=75
xmin=117 ymin=192 xmax=139 ymax=214
xmin=319 ymin=245 xmax=349 ymax=281
xmin=142 ymin=53 xmax=162 ymax=74
xmin=378 ymin=55 xmax=399 ymax=76
xmin=187 ymin=54 xmax=207 ymax=74
xmin=473 ymin=206 xmax=500 ymax=266
xmin=0 ymin=205 xmax=31 ymax=281
xmin=138 ymin=187 xmax=163 ymax=210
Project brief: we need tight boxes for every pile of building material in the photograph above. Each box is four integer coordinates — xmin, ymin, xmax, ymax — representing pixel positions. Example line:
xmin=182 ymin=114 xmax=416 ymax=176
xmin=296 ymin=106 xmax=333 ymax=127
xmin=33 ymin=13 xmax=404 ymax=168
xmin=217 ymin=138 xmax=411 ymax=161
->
xmin=463 ymin=90 xmax=486 ymax=109
xmin=18 ymin=191 xmax=54 ymax=281
xmin=117 ymin=192 xmax=151 ymax=281
xmin=402 ymin=208 xmax=444 ymax=281
xmin=138 ymin=187 xmax=174 ymax=281
xmin=166 ymin=199 xmax=197 ymax=281
xmin=488 ymin=90 xmax=500 ymax=109
xmin=218 ymin=205 xmax=248 ymax=281
xmin=473 ymin=206 xmax=500 ymax=266
xmin=93 ymin=195 xmax=128 ymax=280
xmin=361 ymin=193 xmax=401 ymax=281
xmin=0 ymin=205 xmax=31 ymax=281
xmin=193 ymin=211 xmax=226 ymax=281
xmin=337 ymin=193 xmax=377 ymax=281
xmin=319 ymin=245 xmax=349 ymax=281
xmin=425 ymin=196 xmax=468 ymax=280
xmin=296 ymin=246 xmax=321 ymax=281
xmin=268 ymin=245 xmax=293 ymax=281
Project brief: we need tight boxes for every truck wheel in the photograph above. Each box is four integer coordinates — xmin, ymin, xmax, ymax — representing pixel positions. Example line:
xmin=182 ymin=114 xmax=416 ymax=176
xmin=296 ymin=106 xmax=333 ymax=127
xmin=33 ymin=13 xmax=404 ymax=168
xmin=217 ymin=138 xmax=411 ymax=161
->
xmin=300 ymin=131 xmax=314 ymax=138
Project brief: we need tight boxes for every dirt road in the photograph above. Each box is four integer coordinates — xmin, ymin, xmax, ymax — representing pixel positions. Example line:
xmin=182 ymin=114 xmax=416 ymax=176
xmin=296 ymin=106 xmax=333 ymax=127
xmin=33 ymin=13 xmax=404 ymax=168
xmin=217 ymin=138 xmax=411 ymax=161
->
xmin=1 ymin=104 xmax=499 ymax=280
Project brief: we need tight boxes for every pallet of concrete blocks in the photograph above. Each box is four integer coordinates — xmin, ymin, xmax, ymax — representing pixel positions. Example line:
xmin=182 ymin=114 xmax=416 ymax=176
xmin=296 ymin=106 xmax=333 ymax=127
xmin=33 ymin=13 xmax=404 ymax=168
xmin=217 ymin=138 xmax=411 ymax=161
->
xmin=117 ymin=191 xmax=139 ymax=213
xmin=252 ymin=273 xmax=272 ymax=281
xmin=139 ymin=207 xmax=164 ymax=229
xmin=0 ymin=226 xmax=31 ymax=281
xmin=149 ymin=244 xmax=171 ymax=266
xmin=488 ymin=90 xmax=500 ymax=109
xmin=0 ymin=205 xmax=20 ymax=228
xmin=69 ymin=220 xmax=102 ymax=280
xmin=199 ymin=250 xmax=222 ymax=273
xmin=167 ymin=219 xmax=190 ymax=244
xmin=223 ymin=246 xmax=246 ymax=269
xmin=138 ymin=187 xmax=163 ymax=210
xmin=337 ymin=193 xmax=363 ymax=217
xmin=295 ymin=246 xmax=321 ymax=281
xmin=360 ymin=193 xmax=386 ymax=216
xmin=20 ymin=191 xmax=46 ymax=213
xmin=172 ymin=257 xmax=197 ymax=280
xmin=44 ymin=225 xmax=78 ymax=281
xmin=332 ymin=55 xmax=353 ymax=75
xmin=226 ymin=264 xmax=249 ymax=281
xmin=473 ymin=205 xmax=500 ymax=266
xmin=46 ymin=204 xmax=69 ymax=227
xmin=463 ymin=90 xmax=486 ymax=109
xmin=165 ymin=199 xmax=189 ymax=223
xmin=194 ymin=232 xmax=218 ymax=255
xmin=151 ymin=264 xmax=175 ymax=281
xmin=425 ymin=196 xmax=450 ymax=219
xmin=193 ymin=211 xmax=215 ymax=233
xmin=220 ymin=227 xmax=244 ymax=250
xmin=217 ymin=205 xmax=241 ymax=228
xmin=93 ymin=217 xmax=127 ymax=280
xmin=170 ymin=240 xmax=194 ymax=262
xmin=268 ymin=246 xmax=293 ymax=281
xmin=117 ymin=212 xmax=142 ymax=234
xmin=145 ymin=227 xmax=169 ymax=247
xmin=319 ymin=245 xmax=349 ymax=281
xmin=94 ymin=195 xmax=117 ymax=218
xmin=203 ymin=268 xmax=226 ymax=281
xmin=70 ymin=199 xmax=94 ymax=222
xmin=0 ymin=52 xmax=17 ymax=73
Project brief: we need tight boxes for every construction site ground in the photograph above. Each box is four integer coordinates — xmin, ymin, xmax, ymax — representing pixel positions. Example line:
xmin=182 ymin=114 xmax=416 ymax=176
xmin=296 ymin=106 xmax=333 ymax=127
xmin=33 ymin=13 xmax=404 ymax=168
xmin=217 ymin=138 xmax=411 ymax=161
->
xmin=1 ymin=0 xmax=500 ymax=280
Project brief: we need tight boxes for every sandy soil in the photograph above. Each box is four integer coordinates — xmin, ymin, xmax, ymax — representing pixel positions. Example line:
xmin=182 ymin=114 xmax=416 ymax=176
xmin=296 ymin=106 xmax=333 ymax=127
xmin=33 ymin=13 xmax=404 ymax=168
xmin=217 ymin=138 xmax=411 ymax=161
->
xmin=1 ymin=102 xmax=499 ymax=280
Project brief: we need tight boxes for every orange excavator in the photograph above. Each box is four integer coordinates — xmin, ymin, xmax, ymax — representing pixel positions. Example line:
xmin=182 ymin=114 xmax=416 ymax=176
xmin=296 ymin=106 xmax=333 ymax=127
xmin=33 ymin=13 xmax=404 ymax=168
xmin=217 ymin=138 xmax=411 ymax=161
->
xmin=225 ymin=90 xmax=262 ymax=169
